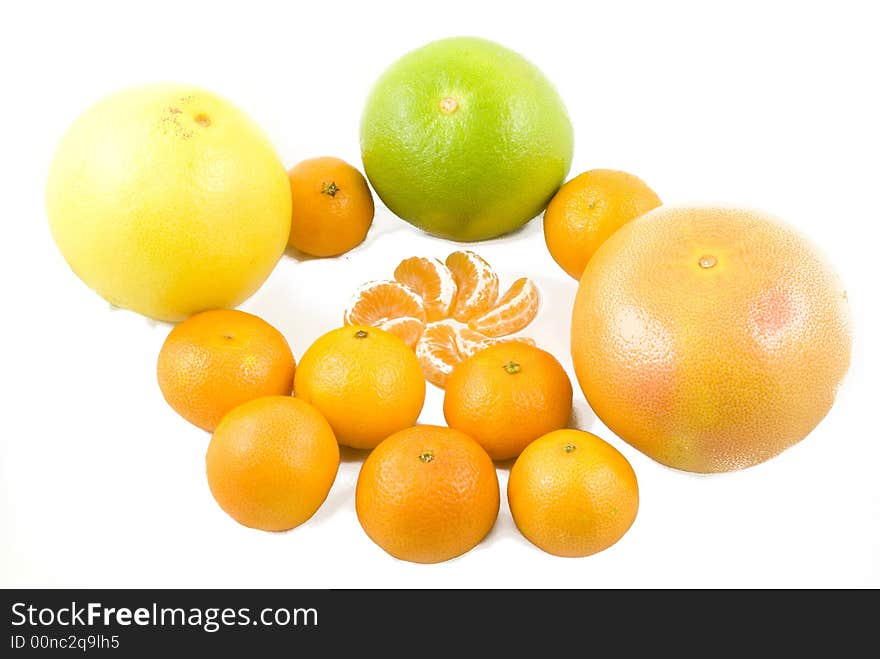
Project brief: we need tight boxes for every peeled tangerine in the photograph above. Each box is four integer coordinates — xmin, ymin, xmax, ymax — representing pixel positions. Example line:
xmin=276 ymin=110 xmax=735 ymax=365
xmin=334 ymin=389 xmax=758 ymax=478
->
xmin=571 ymin=206 xmax=852 ymax=473
xmin=344 ymin=250 xmax=540 ymax=387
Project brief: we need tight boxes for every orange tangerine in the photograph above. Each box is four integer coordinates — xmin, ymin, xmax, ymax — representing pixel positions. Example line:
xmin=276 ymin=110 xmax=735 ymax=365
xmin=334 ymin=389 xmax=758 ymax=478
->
xmin=206 ymin=396 xmax=339 ymax=532
xmin=446 ymin=251 xmax=499 ymax=321
xmin=394 ymin=256 xmax=457 ymax=321
xmin=355 ymin=425 xmax=500 ymax=564
xmin=288 ymin=156 xmax=374 ymax=257
xmin=508 ymin=429 xmax=639 ymax=557
xmin=444 ymin=342 xmax=573 ymax=460
xmin=543 ymin=168 xmax=661 ymax=280
xmin=468 ymin=277 xmax=539 ymax=338
xmin=343 ymin=280 xmax=426 ymax=348
xmin=157 ymin=309 xmax=296 ymax=432
xmin=294 ymin=325 xmax=426 ymax=450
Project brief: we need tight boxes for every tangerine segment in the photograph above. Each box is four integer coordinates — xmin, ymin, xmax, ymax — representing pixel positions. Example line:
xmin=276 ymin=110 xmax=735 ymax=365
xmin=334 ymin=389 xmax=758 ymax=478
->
xmin=469 ymin=277 xmax=539 ymax=338
xmin=494 ymin=335 xmax=536 ymax=349
xmin=415 ymin=319 xmax=535 ymax=388
xmin=416 ymin=321 xmax=481 ymax=388
xmin=394 ymin=256 xmax=457 ymax=321
xmin=453 ymin=324 xmax=536 ymax=356
xmin=343 ymin=280 xmax=426 ymax=348
xmin=377 ymin=316 xmax=425 ymax=349
xmin=446 ymin=251 xmax=499 ymax=321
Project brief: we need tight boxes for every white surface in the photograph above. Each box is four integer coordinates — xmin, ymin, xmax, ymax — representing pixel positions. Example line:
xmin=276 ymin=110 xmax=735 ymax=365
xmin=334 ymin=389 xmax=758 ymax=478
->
xmin=1 ymin=0 xmax=878 ymax=588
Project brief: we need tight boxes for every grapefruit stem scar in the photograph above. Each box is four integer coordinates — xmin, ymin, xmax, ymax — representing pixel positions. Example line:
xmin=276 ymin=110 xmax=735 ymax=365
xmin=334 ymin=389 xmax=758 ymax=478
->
xmin=698 ymin=255 xmax=717 ymax=269
xmin=439 ymin=96 xmax=458 ymax=114
xmin=354 ymin=329 xmax=369 ymax=338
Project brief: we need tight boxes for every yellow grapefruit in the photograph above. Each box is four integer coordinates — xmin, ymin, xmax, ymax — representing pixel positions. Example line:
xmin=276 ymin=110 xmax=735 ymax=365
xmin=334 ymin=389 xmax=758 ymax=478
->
xmin=47 ymin=84 xmax=291 ymax=321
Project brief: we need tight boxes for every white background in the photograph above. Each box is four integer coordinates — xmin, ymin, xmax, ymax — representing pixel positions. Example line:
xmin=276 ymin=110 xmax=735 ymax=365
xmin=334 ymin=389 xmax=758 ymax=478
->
xmin=1 ymin=0 xmax=877 ymax=588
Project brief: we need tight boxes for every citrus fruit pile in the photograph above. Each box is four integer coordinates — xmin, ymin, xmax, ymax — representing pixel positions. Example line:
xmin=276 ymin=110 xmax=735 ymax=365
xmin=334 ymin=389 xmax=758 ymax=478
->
xmin=47 ymin=34 xmax=852 ymax=564
xmin=343 ymin=250 xmax=539 ymax=386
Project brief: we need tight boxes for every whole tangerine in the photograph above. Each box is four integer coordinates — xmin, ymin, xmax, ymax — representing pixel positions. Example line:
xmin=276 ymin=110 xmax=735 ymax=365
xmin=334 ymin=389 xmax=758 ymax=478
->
xmin=355 ymin=425 xmax=499 ymax=563
xmin=157 ymin=309 xmax=296 ymax=432
xmin=543 ymin=168 xmax=661 ymax=280
xmin=288 ymin=156 xmax=374 ymax=257
xmin=508 ymin=429 xmax=639 ymax=558
xmin=294 ymin=326 xmax=426 ymax=449
xmin=206 ymin=396 xmax=339 ymax=532
xmin=443 ymin=342 xmax=573 ymax=460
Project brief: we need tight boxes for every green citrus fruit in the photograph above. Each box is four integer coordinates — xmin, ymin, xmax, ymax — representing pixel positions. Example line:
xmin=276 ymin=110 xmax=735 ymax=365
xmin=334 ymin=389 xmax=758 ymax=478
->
xmin=46 ymin=84 xmax=291 ymax=322
xmin=360 ymin=37 xmax=573 ymax=241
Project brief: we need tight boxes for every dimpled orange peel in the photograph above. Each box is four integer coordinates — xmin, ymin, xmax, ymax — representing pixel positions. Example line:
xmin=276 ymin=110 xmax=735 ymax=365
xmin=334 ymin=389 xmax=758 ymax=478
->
xmin=571 ymin=206 xmax=852 ymax=473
